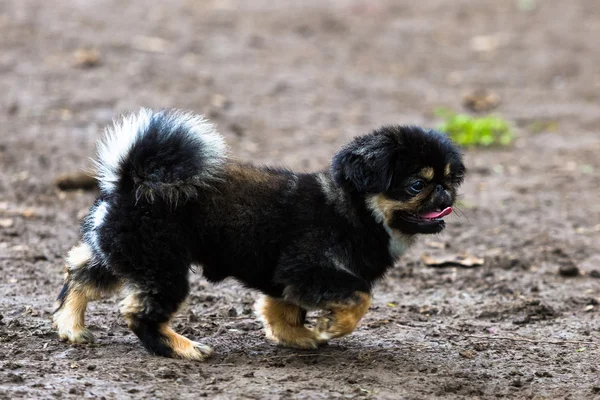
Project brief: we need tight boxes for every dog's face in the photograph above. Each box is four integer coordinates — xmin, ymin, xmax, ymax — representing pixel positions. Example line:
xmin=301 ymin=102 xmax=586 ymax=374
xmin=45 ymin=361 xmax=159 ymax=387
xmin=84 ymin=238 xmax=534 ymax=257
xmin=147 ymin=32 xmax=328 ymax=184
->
xmin=331 ymin=126 xmax=465 ymax=235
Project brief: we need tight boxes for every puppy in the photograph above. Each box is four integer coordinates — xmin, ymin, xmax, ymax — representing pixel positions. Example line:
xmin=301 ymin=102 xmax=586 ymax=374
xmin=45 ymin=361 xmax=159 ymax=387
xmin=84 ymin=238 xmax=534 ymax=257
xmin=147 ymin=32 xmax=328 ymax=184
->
xmin=53 ymin=109 xmax=465 ymax=360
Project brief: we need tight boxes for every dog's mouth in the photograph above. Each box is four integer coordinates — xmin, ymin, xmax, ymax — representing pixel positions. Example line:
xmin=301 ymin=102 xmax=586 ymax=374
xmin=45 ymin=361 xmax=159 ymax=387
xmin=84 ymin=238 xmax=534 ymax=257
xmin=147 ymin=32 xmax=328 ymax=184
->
xmin=392 ymin=207 xmax=453 ymax=234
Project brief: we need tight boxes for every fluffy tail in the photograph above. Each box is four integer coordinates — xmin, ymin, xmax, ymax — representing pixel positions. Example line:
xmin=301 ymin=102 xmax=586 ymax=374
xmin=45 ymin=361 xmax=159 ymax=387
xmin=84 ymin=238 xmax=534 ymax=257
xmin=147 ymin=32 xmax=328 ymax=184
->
xmin=95 ymin=108 xmax=228 ymax=206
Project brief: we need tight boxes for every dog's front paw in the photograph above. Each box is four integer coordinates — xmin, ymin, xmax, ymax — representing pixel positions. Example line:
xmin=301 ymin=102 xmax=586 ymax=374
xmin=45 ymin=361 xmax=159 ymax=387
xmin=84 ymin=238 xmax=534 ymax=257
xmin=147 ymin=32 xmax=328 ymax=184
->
xmin=314 ymin=316 xmax=340 ymax=341
xmin=57 ymin=326 xmax=95 ymax=344
xmin=54 ymin=309 xmax=95 ymax=344
xmin=264 ymin=325 xmax=324 ymax=349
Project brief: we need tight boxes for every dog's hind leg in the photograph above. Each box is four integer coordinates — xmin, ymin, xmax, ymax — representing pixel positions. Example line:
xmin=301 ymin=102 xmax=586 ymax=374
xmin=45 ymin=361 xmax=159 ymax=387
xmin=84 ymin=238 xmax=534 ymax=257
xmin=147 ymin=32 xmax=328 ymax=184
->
xmin=53 ymin=242 xmax=120 ymax=343
xmin=119 ymin=267 xmax=213 ymax=361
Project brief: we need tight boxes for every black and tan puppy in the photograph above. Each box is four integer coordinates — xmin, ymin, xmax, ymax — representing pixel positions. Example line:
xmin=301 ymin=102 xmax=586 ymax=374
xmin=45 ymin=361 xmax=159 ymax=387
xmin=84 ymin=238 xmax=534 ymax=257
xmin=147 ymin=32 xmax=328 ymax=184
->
xmin=53 ymin=109 xmax=465 ymax=360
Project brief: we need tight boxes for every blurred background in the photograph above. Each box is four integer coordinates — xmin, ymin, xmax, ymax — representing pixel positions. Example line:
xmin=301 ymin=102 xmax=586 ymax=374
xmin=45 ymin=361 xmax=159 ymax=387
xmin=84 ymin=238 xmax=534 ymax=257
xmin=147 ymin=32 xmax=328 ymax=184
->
xmin=1 ymin=0 xmax=599 ymax=398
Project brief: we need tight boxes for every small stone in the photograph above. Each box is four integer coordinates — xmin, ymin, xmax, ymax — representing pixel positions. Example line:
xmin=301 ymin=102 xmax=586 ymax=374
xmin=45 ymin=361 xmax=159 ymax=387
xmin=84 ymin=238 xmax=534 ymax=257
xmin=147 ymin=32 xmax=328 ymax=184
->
xmin=73 ymin=49 xmax=101 ymax=68
xmin=530 ymin=285 xmax=539 ymax=293
xmin=210 ymin=94 xmax=231 ymax=110
xmin=459 ymin=350 xmax=476 ymax=359
xmin=589 ymin=270 xmax=600 ymax=279
xmin=227 ymin=307 xmax=237 ymax=317
xmin=0 ymin=218 xmax=14 ymax=228
xmin=463 ymin=88 xmax=500 ymax=112
xmin=473 ymin=342 xmax=489 ymax=352
xmin=470 ymin=35 xmax=500 ymax=52
xmin=558 ymin=264 xmax=580 ymax=277
xmin=510 ymin=379 xmax=523 ymax=388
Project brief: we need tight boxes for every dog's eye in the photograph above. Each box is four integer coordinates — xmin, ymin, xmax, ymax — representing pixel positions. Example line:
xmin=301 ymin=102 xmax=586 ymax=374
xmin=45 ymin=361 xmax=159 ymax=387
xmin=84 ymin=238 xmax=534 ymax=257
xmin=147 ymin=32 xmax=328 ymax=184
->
xmin=409 ymin=180 xmax=425 ymax=194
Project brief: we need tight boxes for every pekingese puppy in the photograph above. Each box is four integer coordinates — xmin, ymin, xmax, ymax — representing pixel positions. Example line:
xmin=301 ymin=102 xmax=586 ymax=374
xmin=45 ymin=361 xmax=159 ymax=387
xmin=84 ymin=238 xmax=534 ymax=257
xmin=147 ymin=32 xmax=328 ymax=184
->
xmin=53 ymin=109 xmax=465 ymax=360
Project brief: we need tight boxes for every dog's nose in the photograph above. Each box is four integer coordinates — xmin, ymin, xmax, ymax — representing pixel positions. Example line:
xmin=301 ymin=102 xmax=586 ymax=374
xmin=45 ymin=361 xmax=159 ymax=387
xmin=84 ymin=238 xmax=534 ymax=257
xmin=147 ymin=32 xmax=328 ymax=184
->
xmin=435 ymin=185 xmax=452 ymax=209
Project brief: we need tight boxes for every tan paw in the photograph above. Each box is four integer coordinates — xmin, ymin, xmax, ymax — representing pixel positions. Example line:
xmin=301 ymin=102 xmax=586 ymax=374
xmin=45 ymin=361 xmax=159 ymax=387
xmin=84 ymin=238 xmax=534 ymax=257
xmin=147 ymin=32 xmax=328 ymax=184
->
xmin=53 ymin=305 xmax=95 ymax=344
xmin=57 ymin=326 xmax=95 ymax=344
xmin=160 ymin=325 xmax=213 ymax=361
xmin=314 ymin=316 xmax=340 ymax=341
xmin=265 ymin=325 xmax=325 ymax=349
xmin=175 ymin=341 xmax=214 ymax=361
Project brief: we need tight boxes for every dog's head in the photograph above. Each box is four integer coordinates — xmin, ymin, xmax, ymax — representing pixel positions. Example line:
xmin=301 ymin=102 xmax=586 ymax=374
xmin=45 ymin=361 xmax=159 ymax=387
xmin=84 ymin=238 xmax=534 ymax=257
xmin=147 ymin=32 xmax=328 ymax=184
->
xmin=331 ymin=126 xmax=465 ymax=235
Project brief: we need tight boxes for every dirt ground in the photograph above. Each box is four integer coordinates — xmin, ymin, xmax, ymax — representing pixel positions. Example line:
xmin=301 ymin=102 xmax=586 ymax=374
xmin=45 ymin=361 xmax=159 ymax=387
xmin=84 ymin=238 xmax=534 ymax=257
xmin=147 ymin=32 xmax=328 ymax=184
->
xmin=1 ymin=0 xmax=599 ymax=398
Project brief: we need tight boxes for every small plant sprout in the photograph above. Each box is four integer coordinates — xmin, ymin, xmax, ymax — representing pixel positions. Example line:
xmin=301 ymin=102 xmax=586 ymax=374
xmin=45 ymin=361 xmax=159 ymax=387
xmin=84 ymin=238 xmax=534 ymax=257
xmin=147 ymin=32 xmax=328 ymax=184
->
xmin=435 ymin=108 xmax=514 ymax=147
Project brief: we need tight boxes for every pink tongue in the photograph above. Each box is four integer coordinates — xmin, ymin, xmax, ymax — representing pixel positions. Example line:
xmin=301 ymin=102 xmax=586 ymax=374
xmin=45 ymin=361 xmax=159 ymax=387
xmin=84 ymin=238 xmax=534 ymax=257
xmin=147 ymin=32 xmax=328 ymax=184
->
xmin=420 ymin=207 xmax=453 ymax=219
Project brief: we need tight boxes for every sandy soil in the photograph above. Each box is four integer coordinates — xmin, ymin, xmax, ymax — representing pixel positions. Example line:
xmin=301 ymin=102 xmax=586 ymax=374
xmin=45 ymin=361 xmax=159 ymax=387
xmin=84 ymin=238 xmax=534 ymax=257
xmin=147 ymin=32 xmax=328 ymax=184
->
xmin=1 ymin=0 xmax=599 ymax=398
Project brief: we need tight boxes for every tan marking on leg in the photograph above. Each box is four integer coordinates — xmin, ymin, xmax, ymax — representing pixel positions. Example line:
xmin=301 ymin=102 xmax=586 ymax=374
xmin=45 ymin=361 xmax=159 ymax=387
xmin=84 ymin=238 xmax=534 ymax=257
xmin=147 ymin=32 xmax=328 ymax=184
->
xmin=53 ymin=286 xmax=95 ymax=344
xmin=55 ymin=243 xmax=120 ymax=344
xmin=158 ymin=323 xmax=214 ymax=361
xmin=419 ymin=167 xmax=434 ymax=181
xmin=315 ymin=292 xmax=371 ymax=341
xmin=444 ymin=163 xmax=451 ymax=177
xmin=255 ymin=296 xmax=322 ymax=349
xmin=120 ymin=288 xmax=213 ymax=361
xmin=119 ymin=286 xmax=144 ymax=321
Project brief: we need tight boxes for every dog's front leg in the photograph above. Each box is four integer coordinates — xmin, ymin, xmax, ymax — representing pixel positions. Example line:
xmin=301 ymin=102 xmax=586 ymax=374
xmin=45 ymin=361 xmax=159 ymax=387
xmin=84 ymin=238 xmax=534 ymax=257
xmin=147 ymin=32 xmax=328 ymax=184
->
xmin=314 ymin=291 xmax=371 ymax=341
xmin=255 ymin=295 xmax=323 ymax=349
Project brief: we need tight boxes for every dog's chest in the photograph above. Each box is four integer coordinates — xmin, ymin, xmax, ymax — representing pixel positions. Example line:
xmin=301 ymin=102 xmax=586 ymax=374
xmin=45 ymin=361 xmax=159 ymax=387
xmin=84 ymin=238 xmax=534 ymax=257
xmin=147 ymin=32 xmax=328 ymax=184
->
xmin=385 ymin=228 xmax=415 ymax=259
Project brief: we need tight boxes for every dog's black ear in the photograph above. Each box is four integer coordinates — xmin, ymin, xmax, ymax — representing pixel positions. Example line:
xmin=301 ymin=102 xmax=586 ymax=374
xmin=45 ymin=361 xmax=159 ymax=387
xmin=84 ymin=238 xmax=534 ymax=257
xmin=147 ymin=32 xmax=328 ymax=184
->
xmin=330 ymin=130 xmax=398 ymax=193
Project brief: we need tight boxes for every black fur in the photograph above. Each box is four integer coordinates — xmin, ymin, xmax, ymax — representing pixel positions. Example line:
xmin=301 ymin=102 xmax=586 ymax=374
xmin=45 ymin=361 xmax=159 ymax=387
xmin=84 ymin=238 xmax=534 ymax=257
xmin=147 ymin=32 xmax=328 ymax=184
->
xmin=55 ymin=110 xmax=465 ymax=356
xmin=55 ymin=282 xmax=70 ymax=311
xmin=128 ymin=319 xmax=176 ymax=358
xmin=332 ymin=125 xmax=465 ymax=195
